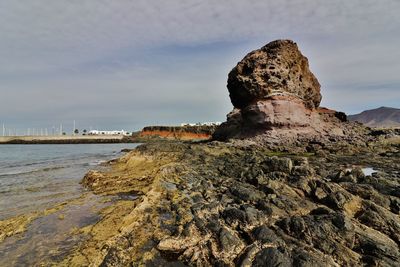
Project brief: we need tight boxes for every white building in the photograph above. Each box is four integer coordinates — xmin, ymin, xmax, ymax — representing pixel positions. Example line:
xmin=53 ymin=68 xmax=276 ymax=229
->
xmin=88 ymin=130 xmax=130 ymax=136
xmin=180 ymin=122 xmax=222 ymax=127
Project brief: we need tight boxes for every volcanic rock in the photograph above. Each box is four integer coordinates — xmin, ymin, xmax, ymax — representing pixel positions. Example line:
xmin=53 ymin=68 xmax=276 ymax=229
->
xmin=214 ymin=39 xmax=366 ymax=146
xmin=67 ymin=141 xmax=400 ymax=266
xmin=228 ymin=40 xmax=321 ymax=110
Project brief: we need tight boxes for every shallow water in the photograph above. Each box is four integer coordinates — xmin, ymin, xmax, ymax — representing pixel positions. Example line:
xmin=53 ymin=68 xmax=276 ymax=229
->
xmin=0 ymin=143 xmax=139 ymax=220
xmin=362 ymin=167 xmax=377 ymax=176
xmin=0 ymin=143 xmax=140 ymax=265
xmin=0 ymin=193 xmax=108 ymax=266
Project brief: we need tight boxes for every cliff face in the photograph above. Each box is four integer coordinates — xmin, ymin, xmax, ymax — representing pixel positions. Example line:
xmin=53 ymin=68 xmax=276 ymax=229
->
xmin=138 ymin=125 xmax=217 ymax=141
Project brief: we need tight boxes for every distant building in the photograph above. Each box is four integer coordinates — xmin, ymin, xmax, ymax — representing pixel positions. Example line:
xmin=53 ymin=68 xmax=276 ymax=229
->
xmin=180 ymin=122 xmax=222 ymax=127
xmin=88 ymin=130 xmax=130 ymax=136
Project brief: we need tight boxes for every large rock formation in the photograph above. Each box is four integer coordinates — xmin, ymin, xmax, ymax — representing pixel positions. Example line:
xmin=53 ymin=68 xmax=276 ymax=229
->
xmin=214 ymin=40 xmax=364 ymax=145
xmin=228 ymin=40 xmax=321 ymax=110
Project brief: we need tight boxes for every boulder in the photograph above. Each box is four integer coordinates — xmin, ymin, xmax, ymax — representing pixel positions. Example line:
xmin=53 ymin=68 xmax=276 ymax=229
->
xmin=228 ymin=40 xmax=321 ymax=110
xmin=213 ymin=39 xmax=366 ymax=145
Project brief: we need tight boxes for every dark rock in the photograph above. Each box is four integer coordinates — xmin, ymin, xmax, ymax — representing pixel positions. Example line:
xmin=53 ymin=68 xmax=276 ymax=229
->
xmin=262 ymin=156 xmax=293 ymax=174
xmin=331 ymin=213 xmax=353 ymax=231
xmin=278 ymin=216 xmax=306 ymax=236
xmin=244 ymin=206 xmax=263 ymax=225
xmin=255 ymin=200 xmax=274 ymax=215
xmin=230 ymin=183 xmax=265 ymax=202
xmin=206 ymin=215 xmax=222 ymax=234
xmin=258 ymin=184 xmax=275 ymax=195
xmin=323 ymin=191 xmax=352 ymax=210
xmin=291 ymin=248 xmax=337 ymax=267
xmin=334 ymin=111 xmax=348 ymax=122
xmin=356 ymin=202 xmax=400 ymax=245
xmin=219 ymin=228 xmax=243 ymax=252
xmin=390 ymin=198 xmax=400 ymax=214
xmin=251 ymin=225 xmax=279 ymax=243
xmin=221 ymin=207 xmax=247 ymax=225
xmin=309 ymin=206 xmax=331 ymax=215
xmin=355 ymin=230 xmax=400 ymax=266
xmin=252 ymin=247 xmax=291 ymax=267
xmin=291 ymin=165 xmax=315 ymax=178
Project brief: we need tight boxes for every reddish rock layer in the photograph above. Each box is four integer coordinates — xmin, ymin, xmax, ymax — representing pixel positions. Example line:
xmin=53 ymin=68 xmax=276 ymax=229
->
xmin=138 ymin=125 xmax=217 ymax=141
xmin=139 ymin=130 xmax=211 ymax=141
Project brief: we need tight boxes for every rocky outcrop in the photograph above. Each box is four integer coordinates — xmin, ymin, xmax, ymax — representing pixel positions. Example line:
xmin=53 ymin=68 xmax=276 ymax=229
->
xmin=138 ymin=126 xmax=217 ymax=141
xmin=64 ymin=140 xmax=400 ymax=266
xmin=58 ymin=40 xmax=399 ymax=267
xmin=214 ymin=40 xmax=366 ymax=145
xmin=228 ymin=40 xmax=321 ymax=110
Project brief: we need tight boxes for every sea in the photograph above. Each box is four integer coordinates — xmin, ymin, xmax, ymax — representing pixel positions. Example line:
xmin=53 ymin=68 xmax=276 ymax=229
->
xmin=0 ymin=143 xmax=139 ymax=220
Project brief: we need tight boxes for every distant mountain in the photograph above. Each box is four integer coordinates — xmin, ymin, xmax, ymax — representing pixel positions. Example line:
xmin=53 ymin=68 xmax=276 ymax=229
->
xmin=348 ymin=107 xmax=400 ymax=128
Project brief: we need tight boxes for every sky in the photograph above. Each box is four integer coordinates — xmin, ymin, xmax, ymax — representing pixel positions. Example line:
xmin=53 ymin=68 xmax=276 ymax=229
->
xmin=0 ymin=0 xmax=399 ymax=133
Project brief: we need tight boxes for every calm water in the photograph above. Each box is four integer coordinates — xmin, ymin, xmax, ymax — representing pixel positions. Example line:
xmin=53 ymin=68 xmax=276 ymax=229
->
xmin=0 ymin=143 xmax=139 ymax=220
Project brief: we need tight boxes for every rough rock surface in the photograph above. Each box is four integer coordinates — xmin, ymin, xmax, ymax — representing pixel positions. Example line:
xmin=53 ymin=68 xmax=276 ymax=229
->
xmin=228 ymin=40 xmax=321 ymax=110
xmin=61 ymin=139 xmax=400 ymax=266
xmin=214 ymin=40 xmax=366 ymax=144
xmin=56 ymin=40 xmax=400 ymax=266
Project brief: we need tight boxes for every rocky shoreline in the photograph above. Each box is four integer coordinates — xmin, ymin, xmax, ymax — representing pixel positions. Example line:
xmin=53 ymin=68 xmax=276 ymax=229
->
xmin=58 ymin=135 xmax=399 ymax=266
xmin=1 ymin=39 xmax=399 ymax=266
xmin=57 ymin=39 xmax=399 ymax=266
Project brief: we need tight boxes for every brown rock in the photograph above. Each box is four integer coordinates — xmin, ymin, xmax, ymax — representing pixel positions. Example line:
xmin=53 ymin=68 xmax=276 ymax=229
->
xmin=228 ymin=39 xmax=321 ymax=110
xmin=214 ymin=39 xmax=366 ymax=145
xmin=241 ymin=95 xmax=312 ymax=128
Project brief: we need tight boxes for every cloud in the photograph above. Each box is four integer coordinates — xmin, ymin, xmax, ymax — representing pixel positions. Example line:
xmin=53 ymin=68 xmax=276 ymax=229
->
xmin=1 ymin=0 xmax=399 ymax=72
xmin=0 ymin=0 xmax=399 ymax=130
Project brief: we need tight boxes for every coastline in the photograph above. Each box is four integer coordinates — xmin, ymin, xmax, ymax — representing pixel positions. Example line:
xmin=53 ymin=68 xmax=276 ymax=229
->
xmin=54 ymin=138 xmax=400 ymax=265
xmin=0 ymin=143 xmax=141 ymax=265
xmin=1 ymin=137 xmax=399 ymax=265
xmin=0 ymin=135 xmax=133 ymax=144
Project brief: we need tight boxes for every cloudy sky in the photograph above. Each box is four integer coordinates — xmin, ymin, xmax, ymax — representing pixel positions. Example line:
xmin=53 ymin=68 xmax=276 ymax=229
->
xmin=1 ymin=0 xmax=399 ymax=133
